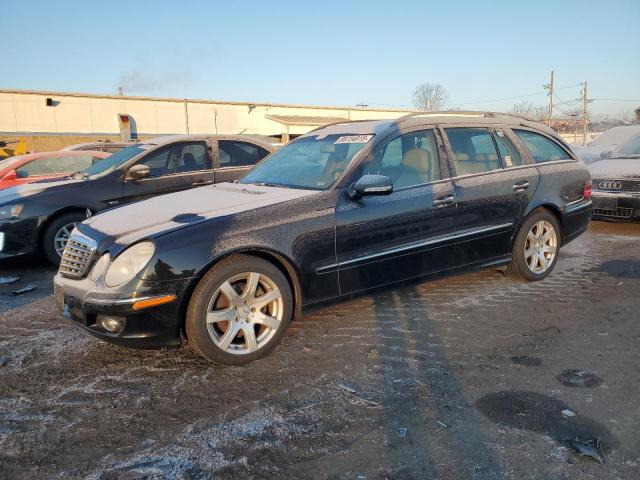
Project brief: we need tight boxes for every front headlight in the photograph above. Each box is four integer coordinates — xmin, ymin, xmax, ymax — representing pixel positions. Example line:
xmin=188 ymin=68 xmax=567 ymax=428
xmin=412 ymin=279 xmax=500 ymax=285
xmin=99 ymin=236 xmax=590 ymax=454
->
xmin=0 ymin=204 xmax=23 ymax=220
xmin=104 ymin=241 xmax=155 ymax=287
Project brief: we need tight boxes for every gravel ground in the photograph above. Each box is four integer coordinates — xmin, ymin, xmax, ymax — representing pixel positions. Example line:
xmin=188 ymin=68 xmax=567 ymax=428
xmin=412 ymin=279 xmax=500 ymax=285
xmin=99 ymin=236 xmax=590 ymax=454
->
xmin=0 ymin=221 xmax=639 ymax=480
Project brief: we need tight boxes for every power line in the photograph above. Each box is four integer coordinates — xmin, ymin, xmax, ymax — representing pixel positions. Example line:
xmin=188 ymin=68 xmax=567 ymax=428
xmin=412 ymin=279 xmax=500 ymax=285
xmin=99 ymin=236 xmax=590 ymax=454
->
xmin=454 ymin=83 xmax=582 ymax=106
xmin=590 ymin=98 xmax=640 ymax=102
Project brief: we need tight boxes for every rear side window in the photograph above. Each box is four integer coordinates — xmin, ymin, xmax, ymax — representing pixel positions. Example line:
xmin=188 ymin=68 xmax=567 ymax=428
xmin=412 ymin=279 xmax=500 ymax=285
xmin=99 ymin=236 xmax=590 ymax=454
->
xmin=218 ymin=141 xmax=270 ymax=168
xmin=494 ymin=130 xmax=524 ymax=167
xmin=514 ymin=130 xmax=571 ymax=163
xmin=16 ymin=155 xmax=94 ymax=177
xmin=445 ymin=128 xmax=501 ymax=175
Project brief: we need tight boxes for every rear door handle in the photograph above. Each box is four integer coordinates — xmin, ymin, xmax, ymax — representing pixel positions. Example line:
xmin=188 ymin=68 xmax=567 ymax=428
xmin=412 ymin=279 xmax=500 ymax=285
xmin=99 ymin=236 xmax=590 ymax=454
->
xmin=513 ymin=181 xmax=530 ymax=191
xmin=433 ymin=195 xmax=455 ymax=207
xmin=192 ymin=180 xmax=214 ymax=186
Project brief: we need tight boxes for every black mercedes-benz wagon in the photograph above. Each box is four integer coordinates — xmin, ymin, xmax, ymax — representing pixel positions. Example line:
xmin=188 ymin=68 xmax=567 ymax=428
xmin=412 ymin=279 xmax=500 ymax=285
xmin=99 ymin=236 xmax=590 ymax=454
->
xmin=54 ymin=112 xmax=592 ymax=364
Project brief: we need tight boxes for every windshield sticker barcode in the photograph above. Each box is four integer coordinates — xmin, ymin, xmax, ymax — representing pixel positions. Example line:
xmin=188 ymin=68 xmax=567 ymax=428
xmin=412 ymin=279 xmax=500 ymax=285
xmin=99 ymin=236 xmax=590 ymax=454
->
xmin=335 ymin=135 xmax=373 ymax=144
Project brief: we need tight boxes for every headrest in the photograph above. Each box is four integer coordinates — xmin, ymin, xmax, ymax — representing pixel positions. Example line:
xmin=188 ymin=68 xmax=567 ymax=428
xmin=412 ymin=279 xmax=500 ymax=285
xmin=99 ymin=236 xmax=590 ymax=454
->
xmin=321 ymin=144 xmax=336 ymax=154
xmin=183 ymin=153 xmax=196 ymax=166
xmin=454 ymin=153 xmax=470 ymax=162
xmin=402 ymin=148 xmax=430 ymax=173
xmin=476 ymin=153 xmax=499 ymax=162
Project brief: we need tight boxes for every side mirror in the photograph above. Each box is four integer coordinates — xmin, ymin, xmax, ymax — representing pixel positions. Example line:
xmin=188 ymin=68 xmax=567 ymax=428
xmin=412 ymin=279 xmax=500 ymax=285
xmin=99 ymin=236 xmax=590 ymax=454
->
xmin=128 ymin=164 xmax=150 ymax=181
xmin=600 ymin=150 xmax=612 ymax=159
xmin=348 ymin=174 xmax=393 ymax=199
xmin=1 ymin=169 xmax=18 ymax=181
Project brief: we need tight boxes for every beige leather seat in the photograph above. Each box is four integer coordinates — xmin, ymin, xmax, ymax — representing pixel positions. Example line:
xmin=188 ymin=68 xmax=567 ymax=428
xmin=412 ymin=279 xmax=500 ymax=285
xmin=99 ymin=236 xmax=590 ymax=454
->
xmin=395 ymin=148 xmax=432 ymax=188
xmin=455 ymin=152 xmax=500 ymax=175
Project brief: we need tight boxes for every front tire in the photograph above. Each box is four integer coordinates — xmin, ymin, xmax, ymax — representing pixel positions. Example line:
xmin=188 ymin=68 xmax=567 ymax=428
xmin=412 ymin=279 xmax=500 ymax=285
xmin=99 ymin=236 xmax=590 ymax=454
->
xmin=42 ymin=212 xmax=86 ymax=265
xmin=507 ymin=209 xmax=561 ymax=281
xmin=186 ymin=254 xmax=293 ymax=365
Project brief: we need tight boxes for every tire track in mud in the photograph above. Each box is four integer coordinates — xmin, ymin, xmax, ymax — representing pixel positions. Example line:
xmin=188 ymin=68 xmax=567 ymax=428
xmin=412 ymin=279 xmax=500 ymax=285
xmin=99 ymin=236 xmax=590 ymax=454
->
xmin=0 ymin=227 xmax=638 ymax=478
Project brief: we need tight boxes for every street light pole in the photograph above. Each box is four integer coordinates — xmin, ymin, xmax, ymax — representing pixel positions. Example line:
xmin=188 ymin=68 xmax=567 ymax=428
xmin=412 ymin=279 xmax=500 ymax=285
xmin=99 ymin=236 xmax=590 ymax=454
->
xmin=544 ymin=70 xmax=554 ymax=127
xmin=582 ymin=81 xmax=588 ymax=146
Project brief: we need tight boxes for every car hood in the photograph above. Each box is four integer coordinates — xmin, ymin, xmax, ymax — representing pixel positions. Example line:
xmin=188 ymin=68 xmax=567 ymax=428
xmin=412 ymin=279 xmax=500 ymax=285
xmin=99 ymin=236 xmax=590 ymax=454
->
xmin=0 ymin=177 xmax=84 ymax=204
xmin=588 ymin=158 xmax=639 ymax=179
xmin=80 ymin=183 xmax=318 ymax=247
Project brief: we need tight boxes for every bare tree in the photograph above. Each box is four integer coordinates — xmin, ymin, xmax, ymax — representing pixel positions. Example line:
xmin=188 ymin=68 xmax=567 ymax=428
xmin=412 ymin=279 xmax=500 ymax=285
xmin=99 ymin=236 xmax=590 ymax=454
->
xmin=412 ymin=83 xmax=449 ymax=111
xmin=510 ymin=100 xmax=548 ymax=120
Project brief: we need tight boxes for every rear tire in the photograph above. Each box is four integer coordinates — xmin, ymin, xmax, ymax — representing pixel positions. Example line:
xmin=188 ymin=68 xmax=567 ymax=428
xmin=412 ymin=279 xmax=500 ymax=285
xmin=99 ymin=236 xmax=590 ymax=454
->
xmin=507 ymin=209 xmax=561 ymax=281
xmin=186 ymin=254 xmax=293 ymax=365
xmin=42 ymin=212 xmax=86 ymax=266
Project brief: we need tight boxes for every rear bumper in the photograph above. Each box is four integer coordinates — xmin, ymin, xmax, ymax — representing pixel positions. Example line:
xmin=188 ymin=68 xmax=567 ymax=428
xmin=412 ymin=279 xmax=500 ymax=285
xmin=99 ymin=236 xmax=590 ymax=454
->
xmin=592 ymin=191 xmax=640 ymax=222
xmin=0 ymin=217 xmax=40 ymax=259
xmin=562 ymin=200 xmax=592 ymax=244
xmin=54 ymin=274 xmax=192 ymax=349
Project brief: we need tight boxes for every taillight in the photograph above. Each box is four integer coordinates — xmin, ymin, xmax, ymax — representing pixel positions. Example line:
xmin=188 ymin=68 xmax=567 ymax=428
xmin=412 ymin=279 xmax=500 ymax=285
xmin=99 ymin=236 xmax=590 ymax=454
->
xmin=583 ymin=180 xmax=592 ymax=199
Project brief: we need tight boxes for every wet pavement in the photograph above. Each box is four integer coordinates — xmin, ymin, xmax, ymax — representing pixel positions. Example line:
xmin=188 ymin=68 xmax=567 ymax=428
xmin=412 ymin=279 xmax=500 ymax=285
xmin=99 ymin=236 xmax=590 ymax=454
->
xmin=1 ymin=221 xmax=639 ymax=479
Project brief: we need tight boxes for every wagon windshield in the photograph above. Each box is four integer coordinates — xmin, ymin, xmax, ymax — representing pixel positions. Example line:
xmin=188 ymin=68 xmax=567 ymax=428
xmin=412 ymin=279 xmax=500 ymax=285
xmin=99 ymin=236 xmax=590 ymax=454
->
xmin=240 ymin=134 xmax=373 ymax=190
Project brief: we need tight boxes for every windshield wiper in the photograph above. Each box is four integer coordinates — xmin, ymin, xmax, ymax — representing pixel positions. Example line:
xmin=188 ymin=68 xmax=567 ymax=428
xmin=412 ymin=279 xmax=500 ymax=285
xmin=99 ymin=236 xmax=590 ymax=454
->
xmin=66 ymin=171 xmax=89 ymax=180
xmin=242 ymin=181 xmax=289 ymax=188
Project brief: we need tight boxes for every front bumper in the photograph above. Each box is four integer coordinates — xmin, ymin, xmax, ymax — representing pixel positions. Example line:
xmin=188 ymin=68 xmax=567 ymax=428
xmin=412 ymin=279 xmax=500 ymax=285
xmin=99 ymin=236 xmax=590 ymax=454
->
xmin=592 ymin=191 xmax=640 ymax=222
xmin=54 ymin=273 xmax=193 ymax=349
xmin=0 ymin=217 xmax=41 ymax=259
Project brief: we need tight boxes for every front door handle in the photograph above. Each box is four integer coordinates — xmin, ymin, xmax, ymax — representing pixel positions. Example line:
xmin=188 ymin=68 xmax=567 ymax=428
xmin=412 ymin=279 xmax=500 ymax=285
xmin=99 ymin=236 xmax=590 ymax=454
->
xmin=433 ymin=195 xmax=455 ymax=207
xmin=513 ymin=181 xmax=530 ymax=191
xmin=192 ymin=180 xmax=214 ymax=187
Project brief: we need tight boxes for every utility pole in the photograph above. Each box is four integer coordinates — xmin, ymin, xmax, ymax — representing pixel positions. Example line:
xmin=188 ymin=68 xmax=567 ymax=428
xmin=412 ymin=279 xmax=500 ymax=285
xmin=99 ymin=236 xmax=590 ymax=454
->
xmin=544 ymin=70 xmax=554 ymax=127
xmin=582 ymin=81 xmax=589 ymax=146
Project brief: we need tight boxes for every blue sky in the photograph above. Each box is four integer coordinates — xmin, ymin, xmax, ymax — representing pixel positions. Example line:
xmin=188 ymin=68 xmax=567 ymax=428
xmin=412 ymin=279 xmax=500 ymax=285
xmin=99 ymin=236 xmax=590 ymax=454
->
xmin=4 ymin=0 xmax=639 ymax=117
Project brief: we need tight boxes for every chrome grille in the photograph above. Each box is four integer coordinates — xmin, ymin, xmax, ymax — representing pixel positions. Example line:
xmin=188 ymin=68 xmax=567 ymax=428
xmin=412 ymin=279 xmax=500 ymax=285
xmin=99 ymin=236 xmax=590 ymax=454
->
xmin=59 ymin=233 xmax=97 ymax=279
xmin=593 ymin=179 xmax=640 ymax=193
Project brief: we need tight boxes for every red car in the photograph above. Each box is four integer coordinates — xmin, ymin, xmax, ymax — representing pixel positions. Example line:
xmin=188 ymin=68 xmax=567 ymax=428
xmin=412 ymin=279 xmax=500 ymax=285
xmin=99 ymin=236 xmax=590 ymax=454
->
xmin=0 ymin=150 xmax=111 ymax=190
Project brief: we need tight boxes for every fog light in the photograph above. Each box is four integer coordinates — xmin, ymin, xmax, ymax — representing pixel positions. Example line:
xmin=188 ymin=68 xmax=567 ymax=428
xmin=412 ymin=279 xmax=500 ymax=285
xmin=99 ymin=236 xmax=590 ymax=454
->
xmin=97 ymin=315 xmax=126 ymax=333
xmin=0 ymin=232 xmax=5 ymax=252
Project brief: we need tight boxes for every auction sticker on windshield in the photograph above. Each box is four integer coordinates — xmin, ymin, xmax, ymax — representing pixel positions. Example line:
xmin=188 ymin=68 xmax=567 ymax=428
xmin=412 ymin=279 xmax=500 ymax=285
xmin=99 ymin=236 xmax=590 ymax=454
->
xmin=335 ymin=135 xmax=374 ymax=144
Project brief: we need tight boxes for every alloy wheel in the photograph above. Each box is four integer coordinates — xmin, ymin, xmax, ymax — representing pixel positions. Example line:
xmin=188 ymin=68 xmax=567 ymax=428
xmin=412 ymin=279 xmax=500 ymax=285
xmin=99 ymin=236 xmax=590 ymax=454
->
xmin=206 ymin=272 xmax=283 ymax=355
xmin=54 ymin=222 xmax=78 ymax=257
xmin=524 ymin=220 xmax=557 ymax=274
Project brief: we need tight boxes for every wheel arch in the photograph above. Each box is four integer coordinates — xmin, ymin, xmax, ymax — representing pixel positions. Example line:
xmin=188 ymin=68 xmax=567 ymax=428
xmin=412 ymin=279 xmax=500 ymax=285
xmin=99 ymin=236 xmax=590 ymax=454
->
xmin=178 ymin=247 xmax=303 ymax=338
xmin=38 ymin=206 xmax=91 ymax=248
xmin=512 ymin=203 xmax=564 ymax=249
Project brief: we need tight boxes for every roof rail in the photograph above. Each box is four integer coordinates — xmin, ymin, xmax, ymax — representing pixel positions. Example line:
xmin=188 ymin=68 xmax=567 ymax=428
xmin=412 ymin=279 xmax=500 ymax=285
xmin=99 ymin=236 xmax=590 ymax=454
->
xmin=396 ymin=110 xmax=536 ymax=123
xmin=305 ymin=118 xmax=383 ymax=134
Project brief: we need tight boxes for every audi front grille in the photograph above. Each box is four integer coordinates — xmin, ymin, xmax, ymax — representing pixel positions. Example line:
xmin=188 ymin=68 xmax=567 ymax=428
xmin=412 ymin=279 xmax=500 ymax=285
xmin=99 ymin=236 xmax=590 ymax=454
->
xmin=594 ymin=179 xmax=640 ymax=193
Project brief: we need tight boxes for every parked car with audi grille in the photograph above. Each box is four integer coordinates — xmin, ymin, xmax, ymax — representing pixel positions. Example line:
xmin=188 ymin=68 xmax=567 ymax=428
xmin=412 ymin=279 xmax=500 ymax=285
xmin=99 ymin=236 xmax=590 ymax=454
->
xmin=589 ymin=135 xmax=640 ymax=222
xmin=53 ymin=112 xmax=592 ymax=365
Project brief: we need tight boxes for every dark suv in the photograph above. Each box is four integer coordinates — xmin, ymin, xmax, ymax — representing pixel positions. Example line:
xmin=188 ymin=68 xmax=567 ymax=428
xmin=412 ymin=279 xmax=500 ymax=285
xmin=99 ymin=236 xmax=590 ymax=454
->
xmin=0 ymin=134 xmax=274 ymax=264
xmin=54 ymin=112 xmax=592 ymax=364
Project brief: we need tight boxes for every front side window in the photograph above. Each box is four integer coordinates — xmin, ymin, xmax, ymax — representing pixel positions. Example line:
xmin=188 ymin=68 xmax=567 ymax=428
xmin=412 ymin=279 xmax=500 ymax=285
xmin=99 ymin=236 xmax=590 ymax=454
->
xmin=445 ymin=128 xmax=501 ymax=175
xmin=16 ymin=155 xmax=95 ymax=177
xmin=359 ymin=129 xmax=440 ymax=189
xmin=514 ymin=130 xmax=571 ymax=163
xmin=240 ymin=133 xmax=372 ymax=190
xmin=218 ymin=141 xmax=270 ymax=168
xmin=136 ymin=142 xmax=210 ymax=178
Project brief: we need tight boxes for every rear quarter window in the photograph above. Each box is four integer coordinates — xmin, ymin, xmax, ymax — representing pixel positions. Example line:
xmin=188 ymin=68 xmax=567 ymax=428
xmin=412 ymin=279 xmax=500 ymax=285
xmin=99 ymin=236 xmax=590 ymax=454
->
xmin=514 ymin=130 xmax=571 ymax=163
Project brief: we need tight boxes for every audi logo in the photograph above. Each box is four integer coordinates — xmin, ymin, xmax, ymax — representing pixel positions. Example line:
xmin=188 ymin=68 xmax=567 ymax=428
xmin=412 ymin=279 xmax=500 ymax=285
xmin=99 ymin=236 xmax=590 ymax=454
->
xmin=598 ymin=181 xmax=622 ymax=190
